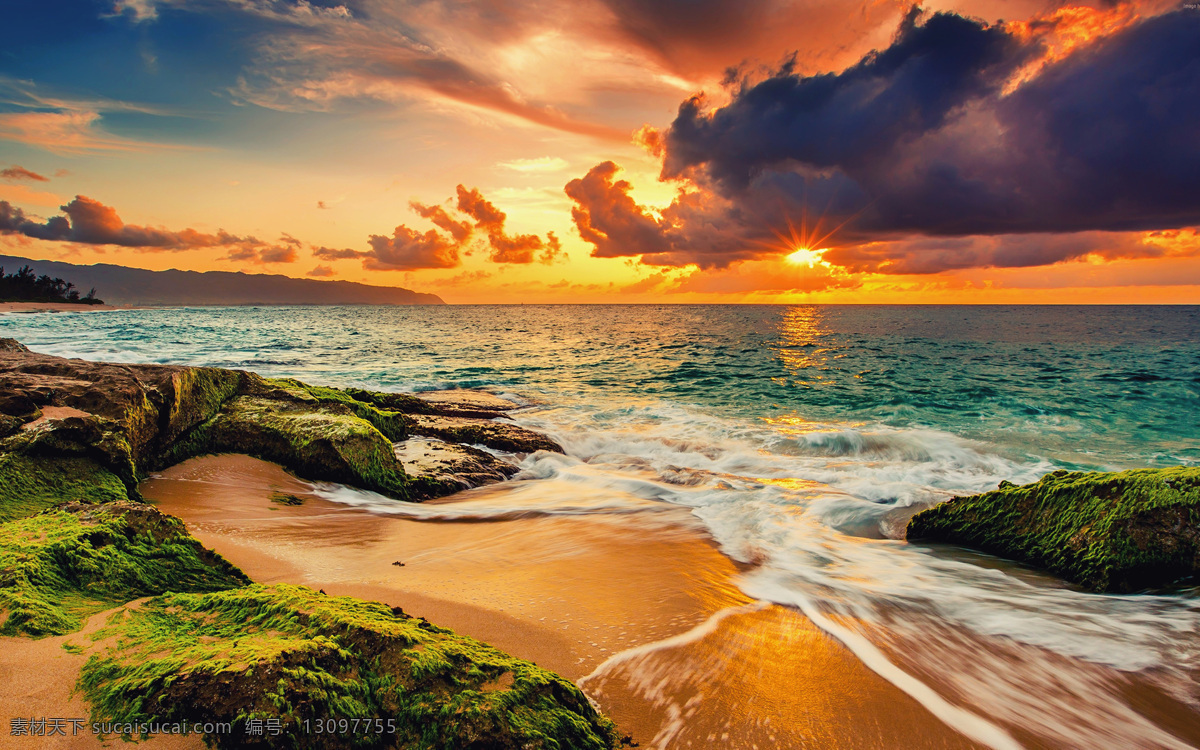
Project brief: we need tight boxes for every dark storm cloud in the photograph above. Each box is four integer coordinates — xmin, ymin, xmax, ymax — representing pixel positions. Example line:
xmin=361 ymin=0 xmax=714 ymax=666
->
xmin=661 ymin=9 xmax=1028 ymax=187
xmin=823 ymin=231 xmax=1158 ymax=274
xmin=568 ymin=8 xmax=1200 ymax=272
xmin=0 ymin=196 xmax=298 ymax=262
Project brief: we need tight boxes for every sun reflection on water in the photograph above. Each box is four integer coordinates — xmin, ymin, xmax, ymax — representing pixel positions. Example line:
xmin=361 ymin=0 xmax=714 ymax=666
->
xmin=771 ymin=305 xmax=840 ymax=389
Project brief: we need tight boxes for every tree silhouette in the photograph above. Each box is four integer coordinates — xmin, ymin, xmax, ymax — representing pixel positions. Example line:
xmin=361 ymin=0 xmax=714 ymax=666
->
xmin=0 ymin=266 xmax=104 ymax=305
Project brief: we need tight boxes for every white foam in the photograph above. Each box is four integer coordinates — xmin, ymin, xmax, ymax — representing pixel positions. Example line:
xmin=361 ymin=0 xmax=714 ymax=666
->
xmin=503 ymin=398 xmax=1200 ymax=747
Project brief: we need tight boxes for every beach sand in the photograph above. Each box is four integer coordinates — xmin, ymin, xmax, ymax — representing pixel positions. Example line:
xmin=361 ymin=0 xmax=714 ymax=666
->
xmin=0 ymin=303 xmax=118 ymax=314
xmin=139 ymin=454 xmax=982 ymax=749
xmin=0 ymin=606 xmax=204 ymax=750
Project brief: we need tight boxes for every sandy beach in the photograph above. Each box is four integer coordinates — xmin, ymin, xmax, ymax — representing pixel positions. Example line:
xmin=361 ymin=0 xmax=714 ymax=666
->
xmin=139 ymin=454 xmax=982 ymax=749
xmin=0 ymin=607 xmax=203 ymax=750
xmin=0 ymin=303 xmax=119 ymax=314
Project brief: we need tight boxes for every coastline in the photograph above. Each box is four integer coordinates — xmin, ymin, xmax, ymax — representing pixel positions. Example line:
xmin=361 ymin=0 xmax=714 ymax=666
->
xmin=0 ymin=302 xmax=122 ymax=314
xmin=142 ymin=454 xmax=983 ymax=749
xmin=1 ymin=335 xmax=1195 ymax=748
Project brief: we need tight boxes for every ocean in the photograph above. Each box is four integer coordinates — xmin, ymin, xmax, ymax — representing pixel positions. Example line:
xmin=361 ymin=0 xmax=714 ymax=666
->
xmin=4 ymin=304 xmax=1199 ymax=748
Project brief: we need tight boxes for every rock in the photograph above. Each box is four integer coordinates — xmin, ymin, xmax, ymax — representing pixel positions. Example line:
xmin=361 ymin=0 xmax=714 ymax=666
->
xmin=0 ymin=339 xmax=29 ymax=353
xmin=79 ymin=585 xmax=620 ymax=749
xmin=0 ymin=343 xmax=561 ymax=506
xmin=166 ymin=395 xmax=414 ymax=500
xmin=0 ymin=500 xmax=249 ymax=636
xmin=0 ymin=453 xmax=128 ymax=522
xmin=0 ymin=341 xmax=621 ymax=744
xmin=412 ymin=389 xmax=521 ymax=418
xmin=0 ymin=347 xmax=244 ymax=489
xmin=907 ymin=467 xmax=1200 ymax=592
xmin=394 ymin=436 xmax=519 ymax=494
xmin=409 ymin=413 xmax=563 ymax=454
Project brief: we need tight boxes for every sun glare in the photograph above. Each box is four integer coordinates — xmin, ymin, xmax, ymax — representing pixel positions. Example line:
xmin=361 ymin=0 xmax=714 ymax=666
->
xmin=786 ymin=247 xmax=828 ymax=266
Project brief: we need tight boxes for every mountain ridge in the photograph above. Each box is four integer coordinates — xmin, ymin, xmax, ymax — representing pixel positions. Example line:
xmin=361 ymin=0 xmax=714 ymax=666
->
xmin=0 ymin=255 xmax=444 ymax=306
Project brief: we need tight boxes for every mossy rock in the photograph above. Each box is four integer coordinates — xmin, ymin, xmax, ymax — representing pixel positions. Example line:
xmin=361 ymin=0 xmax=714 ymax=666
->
xmin=0 ymin=453 xmax=128 ymax=522
xmin=409 ymin=415 xmax=564 ymax=455
xmin=80 ymin=584 xmax=620 ymax=750
xmin=907 ymin=467 xmax=1200 ymax=592
xmin=256 ymin=378 xmax=412 ymax=442
xmin=0 ymin=501 xmax=249 ymax=636
xmin=165 ymin=396 xmax=412 ymax=500
xmin=4 ymin=415 xmax=141 ymax=491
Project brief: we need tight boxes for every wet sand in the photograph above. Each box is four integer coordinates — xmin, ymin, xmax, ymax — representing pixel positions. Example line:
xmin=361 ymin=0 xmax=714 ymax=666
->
xmin=141 ymin=454 xmax=982 ymax=749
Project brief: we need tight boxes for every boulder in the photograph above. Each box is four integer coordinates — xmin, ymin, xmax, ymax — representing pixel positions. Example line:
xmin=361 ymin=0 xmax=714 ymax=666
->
xmin=907 ymin=467 xmax=1200 ymax=592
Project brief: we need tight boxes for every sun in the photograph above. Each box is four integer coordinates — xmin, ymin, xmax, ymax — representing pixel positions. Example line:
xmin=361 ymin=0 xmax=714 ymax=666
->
xmin=786 ymin=247 xmax=828 ymax=266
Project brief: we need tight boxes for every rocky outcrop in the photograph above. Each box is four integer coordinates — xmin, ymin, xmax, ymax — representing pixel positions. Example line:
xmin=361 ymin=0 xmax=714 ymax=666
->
xmin=79 ymin=585 xmax=619 ymax=750
xmin=0 ymin=341 xmax=619 ymax=748
xmin=0 ymin=344 xmax=561 ymax=507
xmin=394 ymin=437 xmax=519 ymax=493
xmin=0 ymin=500 xmax=249 ymax=636
xmin=907 ymin=467 xmax=1200 ymax=592
xmin=408 ymin=414 xmax=563 ymax=455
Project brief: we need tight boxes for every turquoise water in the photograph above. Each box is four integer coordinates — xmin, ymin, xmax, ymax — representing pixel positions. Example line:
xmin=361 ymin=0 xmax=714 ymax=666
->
xmin=6 ymin=304 xmax=1197 ymax=467
xmin=3 ymin=304 xmax=1199 ymax=748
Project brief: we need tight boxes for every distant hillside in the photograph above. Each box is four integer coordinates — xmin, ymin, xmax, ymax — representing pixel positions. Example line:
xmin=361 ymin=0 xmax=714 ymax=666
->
xmin=0 ymin=256 xmax=444 ymax=306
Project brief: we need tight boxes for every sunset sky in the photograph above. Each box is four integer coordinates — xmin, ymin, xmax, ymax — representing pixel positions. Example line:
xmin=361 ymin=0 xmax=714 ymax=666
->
xmin=1 ymin=0 xmax=1197 ymax=303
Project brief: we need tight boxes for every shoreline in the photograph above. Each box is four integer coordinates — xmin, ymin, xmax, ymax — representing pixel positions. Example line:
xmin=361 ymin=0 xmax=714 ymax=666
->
xmin=141 ymin=454 xmax=983 ymax=749
xmin=0 ymin=302 xmax=122 ymax=314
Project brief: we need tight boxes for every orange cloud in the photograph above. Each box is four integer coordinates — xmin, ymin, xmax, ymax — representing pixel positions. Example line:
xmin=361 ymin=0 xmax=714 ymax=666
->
xmin=0 ymin=196 xmax=298 ymax=263
xmin=319 ymin=185 xmax=564 ymax=270
xmin=0 ymin=111 xmax=185 ymax=156
xmin=0 ymin=166 xmax=48 ymax=182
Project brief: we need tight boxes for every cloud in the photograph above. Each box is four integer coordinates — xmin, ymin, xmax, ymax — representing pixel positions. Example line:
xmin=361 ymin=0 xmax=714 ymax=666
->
xmin=363 ymin=225 xmax=462 ymax=270
xmin=312 ymin=246 xmax=363 ymax=260
xmin=323 ymin=185 xmax=564 ymax=270
xmin=669 ymin=260 xmax=859 ymax=294
xmin=564 ymin=160 xmax=764 ymax=267
xmin=411 ymin=200 xmax=474 ymax=243
xmin=425 ymin=269 xmax=493 ymax=287
xmin=307 ymin=264 xmax=336 ymax=277
xmin=565 ymin=7 xmax=1200 ymax=273
xmin=596 ymin=0 xmax=902 ymax=79
xmin=0 ymin=111 xmax=169 ymax=156
xmin=0 ymin=196 xmax=296 ymax=262
xmin=0 ymin=78 xmax=189 ymax=156
xmin=0 ymin=166 xmax=48 ymax=182
xmin=454 ymin=185 xmax=562 ymax=264
xmin=825 ymin=228 xmax=1200 ymax=274
xmin=316 ymin=227 xmax=462 ymax=271
xmin=223 ymin=232 xmax=302 ymax=264
xmin=220 ymin=1 xmax=627 ymax=141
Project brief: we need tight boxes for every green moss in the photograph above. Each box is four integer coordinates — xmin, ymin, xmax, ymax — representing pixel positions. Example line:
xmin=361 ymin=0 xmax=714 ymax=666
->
xmin=343 ymin=388 xmax=435 ymax=417
xmin=907 ymin=467 xmax=1200 ymax=592
xmin=0 ymin=502 xmax=249 ymax=636
xmin=269 ymin=492 xmax=305 ymax=506
xmin=259 ymin=379 xmax=411 ymax=442
xmin=0 ymin=453 xmax=128 ymax=522
xmin=80 ymin=584 xmax=619 ymax=749
xmin=164 ymin=396 xmax=412 ymax=500
xmin=159 ymin=368 xmax=245 ymax=446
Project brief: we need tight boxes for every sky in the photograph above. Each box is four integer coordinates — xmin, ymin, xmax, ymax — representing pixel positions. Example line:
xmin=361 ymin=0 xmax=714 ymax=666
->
xmin=0 ymin=0 xmax=1197 ymax=303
